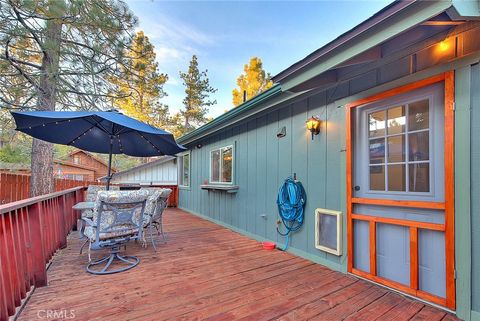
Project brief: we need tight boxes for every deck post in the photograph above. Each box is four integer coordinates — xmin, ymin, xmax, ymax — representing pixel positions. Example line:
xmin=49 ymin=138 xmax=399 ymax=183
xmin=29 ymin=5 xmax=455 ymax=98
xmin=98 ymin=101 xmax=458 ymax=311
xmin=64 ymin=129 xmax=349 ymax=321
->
xmin=28 ymin=202 xmax=47 ymax=287
xmin=59 ymin=195 xmax=68 ymax=249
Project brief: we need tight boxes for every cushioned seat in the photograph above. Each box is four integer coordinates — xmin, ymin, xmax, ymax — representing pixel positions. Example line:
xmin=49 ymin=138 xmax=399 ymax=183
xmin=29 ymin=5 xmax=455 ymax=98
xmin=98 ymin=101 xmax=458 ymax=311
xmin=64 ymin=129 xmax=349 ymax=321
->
xmin=81 ymin=185 xmax=119 ymax=219
xmin=140 ymin=187 xmax=172 ymax=250
xmin=81 ymin=189 xmax=149 ymax=274
xmin=83 ymin=225 xmax=139 ymax=241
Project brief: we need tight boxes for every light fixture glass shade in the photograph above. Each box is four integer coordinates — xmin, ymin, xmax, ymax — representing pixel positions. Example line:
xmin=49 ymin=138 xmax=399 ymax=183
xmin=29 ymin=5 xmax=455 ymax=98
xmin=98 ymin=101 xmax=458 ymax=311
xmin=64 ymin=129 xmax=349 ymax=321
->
xmin=306 ymin=116 xmax=321 ymax=134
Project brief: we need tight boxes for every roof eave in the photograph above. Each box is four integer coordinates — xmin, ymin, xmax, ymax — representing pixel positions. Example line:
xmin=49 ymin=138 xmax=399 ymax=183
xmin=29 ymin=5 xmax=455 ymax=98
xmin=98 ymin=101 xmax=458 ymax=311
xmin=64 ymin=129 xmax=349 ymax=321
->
xmin=447 ymin=0 xmax=480 ymax=20
xmin=177 ymin=85 xmax=282 ymax=145
xmin=112 ymin=156 xmax=176 ymax=177
xmin=274 ymin=0 xmax=454 ymax=91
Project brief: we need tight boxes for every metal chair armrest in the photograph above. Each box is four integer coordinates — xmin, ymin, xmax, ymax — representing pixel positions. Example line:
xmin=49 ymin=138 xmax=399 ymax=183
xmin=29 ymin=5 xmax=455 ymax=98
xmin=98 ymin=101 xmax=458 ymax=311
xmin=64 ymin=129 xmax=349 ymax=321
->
xmin=81 ymin=217 xmax=96 ymax=228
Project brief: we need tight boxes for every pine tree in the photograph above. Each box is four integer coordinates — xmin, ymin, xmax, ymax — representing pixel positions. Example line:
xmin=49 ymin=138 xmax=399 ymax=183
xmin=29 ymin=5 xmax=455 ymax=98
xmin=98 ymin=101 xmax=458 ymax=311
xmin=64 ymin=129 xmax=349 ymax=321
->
xmin=179 ymin=55 xmax=216 ymax=133
xmin=110 ymin=31 xmax=169 ymax=128
xmin=232 ymin=57 xmax=273 ymax=106
xmin=0 ymin=0 xmax=137 ymax=196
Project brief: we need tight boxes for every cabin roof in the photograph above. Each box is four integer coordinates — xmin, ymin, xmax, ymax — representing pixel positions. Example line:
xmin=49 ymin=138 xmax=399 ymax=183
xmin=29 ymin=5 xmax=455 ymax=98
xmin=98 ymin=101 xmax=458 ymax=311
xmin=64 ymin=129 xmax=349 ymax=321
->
xmin=68 ymin=149 xmax=117 ymax=172
xmin=177 ymin=0 xmax=479 ymax=146
xmin=103 ymin=156 xmax=175 ymax=179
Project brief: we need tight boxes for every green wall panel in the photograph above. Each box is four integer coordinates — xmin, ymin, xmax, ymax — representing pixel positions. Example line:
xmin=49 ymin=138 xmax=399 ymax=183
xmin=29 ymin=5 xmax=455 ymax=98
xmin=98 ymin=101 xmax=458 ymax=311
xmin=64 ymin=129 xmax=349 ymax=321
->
xmin=179 ymin=91 xmax=348 ymax=270
xmin=178 ymin=51 xmax=480 ymax=283
xmin=471 ymin=62 xmax=480 ymax=314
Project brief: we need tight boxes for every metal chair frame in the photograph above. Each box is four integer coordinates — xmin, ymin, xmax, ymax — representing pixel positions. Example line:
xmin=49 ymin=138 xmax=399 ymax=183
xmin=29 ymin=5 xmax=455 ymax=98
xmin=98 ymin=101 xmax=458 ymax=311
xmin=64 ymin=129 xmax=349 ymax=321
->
xmin=143 ymin=190 xmax=171 ymax=251
xmin=85 ymin=200 xmax=146 ymax=275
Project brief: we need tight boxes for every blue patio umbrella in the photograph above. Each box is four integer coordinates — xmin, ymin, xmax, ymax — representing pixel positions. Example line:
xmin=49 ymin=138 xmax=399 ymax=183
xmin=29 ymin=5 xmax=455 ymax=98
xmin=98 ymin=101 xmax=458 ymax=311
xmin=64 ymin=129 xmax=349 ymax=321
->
xmin=10 ymin=110 xmax=186 ymax=189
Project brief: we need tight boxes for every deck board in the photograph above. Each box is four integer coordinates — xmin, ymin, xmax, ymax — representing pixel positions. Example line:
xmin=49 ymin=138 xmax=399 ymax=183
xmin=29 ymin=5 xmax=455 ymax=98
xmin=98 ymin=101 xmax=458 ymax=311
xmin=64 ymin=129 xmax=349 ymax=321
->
xmin=18 ymin=208 xmax=459 ymax=321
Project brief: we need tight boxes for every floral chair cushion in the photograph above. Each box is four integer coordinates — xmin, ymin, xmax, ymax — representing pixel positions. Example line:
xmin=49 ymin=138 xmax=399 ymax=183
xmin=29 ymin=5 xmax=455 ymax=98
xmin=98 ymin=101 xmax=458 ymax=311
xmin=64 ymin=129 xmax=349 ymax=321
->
xmin=152 ymin=189 xmax=172 ymax=221
xmin=86 ymin=189 xmax=149 ymax=242
xmin=82 ymin=185 xmax=119 ymax=219
xmin=141 ymin=188 xmax=163 ymax=215
xmin=84 ymin=225 xmax=139 ymax=240
xmin=86 ymin=185 xmax=106 ymax=202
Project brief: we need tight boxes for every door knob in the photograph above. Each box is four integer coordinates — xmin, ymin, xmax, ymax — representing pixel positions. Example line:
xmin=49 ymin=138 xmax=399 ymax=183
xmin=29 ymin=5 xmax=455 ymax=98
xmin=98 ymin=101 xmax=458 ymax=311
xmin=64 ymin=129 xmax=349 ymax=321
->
xmin=354 ymin=186 xmax=360 ymax=191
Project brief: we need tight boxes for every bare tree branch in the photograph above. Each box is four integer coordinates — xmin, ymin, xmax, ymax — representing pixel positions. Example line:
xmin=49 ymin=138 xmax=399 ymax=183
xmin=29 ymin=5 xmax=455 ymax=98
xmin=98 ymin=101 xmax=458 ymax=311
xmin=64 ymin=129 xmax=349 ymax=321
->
xmin=4 ymin=38 xmax=40 ymax=91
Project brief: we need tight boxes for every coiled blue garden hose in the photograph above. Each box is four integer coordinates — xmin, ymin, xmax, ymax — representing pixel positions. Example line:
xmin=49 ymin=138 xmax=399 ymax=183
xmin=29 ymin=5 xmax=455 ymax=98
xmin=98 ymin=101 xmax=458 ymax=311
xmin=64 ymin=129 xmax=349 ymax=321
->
xmin=276 ymin=177 xmax=306 ymax=251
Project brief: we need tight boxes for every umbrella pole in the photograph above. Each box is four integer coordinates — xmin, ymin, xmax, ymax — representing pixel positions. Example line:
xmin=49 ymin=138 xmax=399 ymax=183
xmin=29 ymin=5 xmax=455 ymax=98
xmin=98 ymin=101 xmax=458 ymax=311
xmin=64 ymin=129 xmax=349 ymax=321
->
xmin=107 ymin=136 xmax=113 ymax=191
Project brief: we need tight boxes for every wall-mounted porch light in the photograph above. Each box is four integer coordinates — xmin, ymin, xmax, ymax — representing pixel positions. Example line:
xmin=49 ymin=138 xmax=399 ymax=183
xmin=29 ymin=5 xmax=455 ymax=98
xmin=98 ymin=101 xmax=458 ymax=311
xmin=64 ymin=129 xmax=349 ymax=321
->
xmin=306 ymin=116 xmax=321 ymax=140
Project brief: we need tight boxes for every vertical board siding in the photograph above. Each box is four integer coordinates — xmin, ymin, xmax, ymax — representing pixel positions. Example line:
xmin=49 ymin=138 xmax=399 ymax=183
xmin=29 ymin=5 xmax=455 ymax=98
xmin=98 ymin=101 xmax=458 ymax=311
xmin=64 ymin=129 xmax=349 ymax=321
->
xmin=306 ymin=93 xmax=328 ymax=256
xmin=265 ymin=111 xmax=280 ymax=243
xmin=111 ymin=160 xmax=177 ymax=186
xmin=471 ymin=62 xmax=480 ymax=314
xmin=179 ymin=92 xmax=347 ymax=271
xmin=454 ymin=65 xmax=472 ymax=320
xmin=255 ymin=115 xmax=267 ymax=238
xmin=291 ymin=100 xmax=309 ymax=249
xmin=247 ymin=119 xmax=257 ymax=235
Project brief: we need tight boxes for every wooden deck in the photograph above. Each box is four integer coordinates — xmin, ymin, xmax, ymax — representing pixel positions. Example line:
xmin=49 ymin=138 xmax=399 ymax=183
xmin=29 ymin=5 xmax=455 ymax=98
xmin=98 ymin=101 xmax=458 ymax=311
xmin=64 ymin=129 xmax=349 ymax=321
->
xmin=18 ymin=208 xmax=459 ymax=321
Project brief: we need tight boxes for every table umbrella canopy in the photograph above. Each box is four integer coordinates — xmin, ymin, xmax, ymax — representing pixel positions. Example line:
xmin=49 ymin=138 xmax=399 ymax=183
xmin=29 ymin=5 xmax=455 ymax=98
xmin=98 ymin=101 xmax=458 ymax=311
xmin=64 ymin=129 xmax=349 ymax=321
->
xmin=11 ymin=110 xmax=186 ymax=189
xmin=11 ymin=110 xmax=185 ymax=157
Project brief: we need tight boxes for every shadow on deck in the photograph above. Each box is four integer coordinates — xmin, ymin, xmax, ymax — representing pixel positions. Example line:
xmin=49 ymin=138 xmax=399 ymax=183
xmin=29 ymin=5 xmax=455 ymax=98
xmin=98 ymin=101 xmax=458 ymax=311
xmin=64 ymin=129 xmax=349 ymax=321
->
xmin=18 ymin=208 xmax=459 ymax=320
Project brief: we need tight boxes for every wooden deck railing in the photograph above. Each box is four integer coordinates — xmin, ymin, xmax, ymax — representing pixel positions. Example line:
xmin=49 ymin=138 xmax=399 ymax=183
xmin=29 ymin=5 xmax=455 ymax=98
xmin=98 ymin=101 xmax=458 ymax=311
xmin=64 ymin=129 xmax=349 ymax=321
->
xmin=0 ymin=186 xmax=85 ymax=321
xmin=0 ymin=172 xmax=97 ymax=204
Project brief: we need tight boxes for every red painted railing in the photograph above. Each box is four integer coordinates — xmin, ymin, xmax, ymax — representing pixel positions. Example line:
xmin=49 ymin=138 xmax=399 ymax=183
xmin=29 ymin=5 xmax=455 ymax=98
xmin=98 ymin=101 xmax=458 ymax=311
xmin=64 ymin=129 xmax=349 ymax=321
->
xmin=0 ymin=173 xmax=97 ymax=204
xmin=0 ymin=186 xmax=85 ymax=321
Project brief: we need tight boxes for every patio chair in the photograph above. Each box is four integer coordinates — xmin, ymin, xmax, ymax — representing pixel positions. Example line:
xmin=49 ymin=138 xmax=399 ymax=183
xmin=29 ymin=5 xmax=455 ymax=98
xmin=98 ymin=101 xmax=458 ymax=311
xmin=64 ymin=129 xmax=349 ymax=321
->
xmin=141 ymin=188 xmax=172 ymax=251
xmin=82 ymin=190 xmax=149 ymax=275
xmin=78 ymin=184 xmax=119 ymax=249
xmin=81 ymin=185 xmax=119 ymax=219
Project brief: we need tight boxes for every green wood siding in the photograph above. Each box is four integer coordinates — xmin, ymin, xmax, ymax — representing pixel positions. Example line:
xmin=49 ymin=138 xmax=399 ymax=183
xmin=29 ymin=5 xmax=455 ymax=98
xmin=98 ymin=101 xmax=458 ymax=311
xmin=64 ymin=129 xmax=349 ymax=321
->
xmin=179 ymin=92 xmax=347 ymax=271
xmin=471 ymin=62 xmax=480 ymax=316
xmin=178 ymin=25 xmax=480 ymax=315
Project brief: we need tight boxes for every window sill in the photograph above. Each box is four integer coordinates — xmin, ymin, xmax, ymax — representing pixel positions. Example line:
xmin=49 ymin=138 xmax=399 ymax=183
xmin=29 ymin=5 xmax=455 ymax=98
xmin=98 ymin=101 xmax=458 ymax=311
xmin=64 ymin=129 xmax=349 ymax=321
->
xmin=200 ymin=184 xmax=239 ymax=193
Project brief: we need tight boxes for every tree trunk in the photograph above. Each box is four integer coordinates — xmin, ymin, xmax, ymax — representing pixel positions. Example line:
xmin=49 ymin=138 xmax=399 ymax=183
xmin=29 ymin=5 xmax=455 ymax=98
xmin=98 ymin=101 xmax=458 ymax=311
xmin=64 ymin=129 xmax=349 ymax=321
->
xmin=30 ymin=10 xmax=62 ymax=197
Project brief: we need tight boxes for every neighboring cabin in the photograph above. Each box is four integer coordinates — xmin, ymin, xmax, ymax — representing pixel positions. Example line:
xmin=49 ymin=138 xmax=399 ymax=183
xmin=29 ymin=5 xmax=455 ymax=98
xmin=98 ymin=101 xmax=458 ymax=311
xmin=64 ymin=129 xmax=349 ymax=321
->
xmin=0 ymin=149 xmax=116 ymax=181
xmin=176 ymin=1 xmax=480 ymax=320
xmin=109 ymin=156 xmax=178 ymax=207
xmin=110 ymin=156 xmax=177 ymax=186
xmin=67 ymin=150 xmax=115 ymax=181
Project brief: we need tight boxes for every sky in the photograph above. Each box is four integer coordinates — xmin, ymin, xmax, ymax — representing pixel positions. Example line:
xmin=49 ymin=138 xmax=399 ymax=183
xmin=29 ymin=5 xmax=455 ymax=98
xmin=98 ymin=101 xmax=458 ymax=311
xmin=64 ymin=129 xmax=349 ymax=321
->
xmin=125 ymin=0 xmax=393 ymax=118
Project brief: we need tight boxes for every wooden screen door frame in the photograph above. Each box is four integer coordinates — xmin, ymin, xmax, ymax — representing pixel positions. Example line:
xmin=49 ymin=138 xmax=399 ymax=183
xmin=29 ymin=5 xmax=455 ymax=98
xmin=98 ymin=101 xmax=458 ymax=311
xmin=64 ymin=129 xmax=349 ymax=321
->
xmin=345 ymin=71 xmax=455 ymax=309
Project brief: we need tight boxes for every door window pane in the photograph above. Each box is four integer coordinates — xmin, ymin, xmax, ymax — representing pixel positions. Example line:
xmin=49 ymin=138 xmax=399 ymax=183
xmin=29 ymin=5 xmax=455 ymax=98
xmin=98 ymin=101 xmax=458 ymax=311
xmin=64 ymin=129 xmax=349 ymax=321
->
xmin=369 ymin=111 xmax=385 ymax=138
xmin=409 ymin=132 xmax=429 ymax=161
xmin=211 ymin=150 xmax=220 ymax=182
xmin=370 ymin=165 xmax=385 ymax=191
xmin=408 ymin=99 xmax=429 ymax=131
xmin=409 ymin=163 xmax=430 ymax=192
xmin=369 ymin=138 xmax=385 ymax=164
xmin=387 ymin=135 xmax=405 ymax=163
xmin=222 ymin=146 xmax=233 ymax=183
xmin=365 ymin=96 xmax=433 ymax=194
xmin=387 ymin=106 xmax=406 ymax=135
xmin=388 ymin=164 xmax=406 ymax=191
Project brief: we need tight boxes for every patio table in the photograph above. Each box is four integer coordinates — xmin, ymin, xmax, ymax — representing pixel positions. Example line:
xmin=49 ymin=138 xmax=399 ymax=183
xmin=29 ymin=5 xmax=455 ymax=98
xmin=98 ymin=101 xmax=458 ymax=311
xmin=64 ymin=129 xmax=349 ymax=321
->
xmin=73 ymin=201 xmax=95 ymax=241
xmin=72 ymin=201 xmax=95 ymax=212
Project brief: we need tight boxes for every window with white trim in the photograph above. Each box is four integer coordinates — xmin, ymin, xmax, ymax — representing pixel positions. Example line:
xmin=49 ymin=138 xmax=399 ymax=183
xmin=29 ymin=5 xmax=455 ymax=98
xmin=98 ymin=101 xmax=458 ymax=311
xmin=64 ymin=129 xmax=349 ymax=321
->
xmin=178 ymin=152 xmax=190 ymax=187
xmin=210 ymin=145 xmax=233 ymax=184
